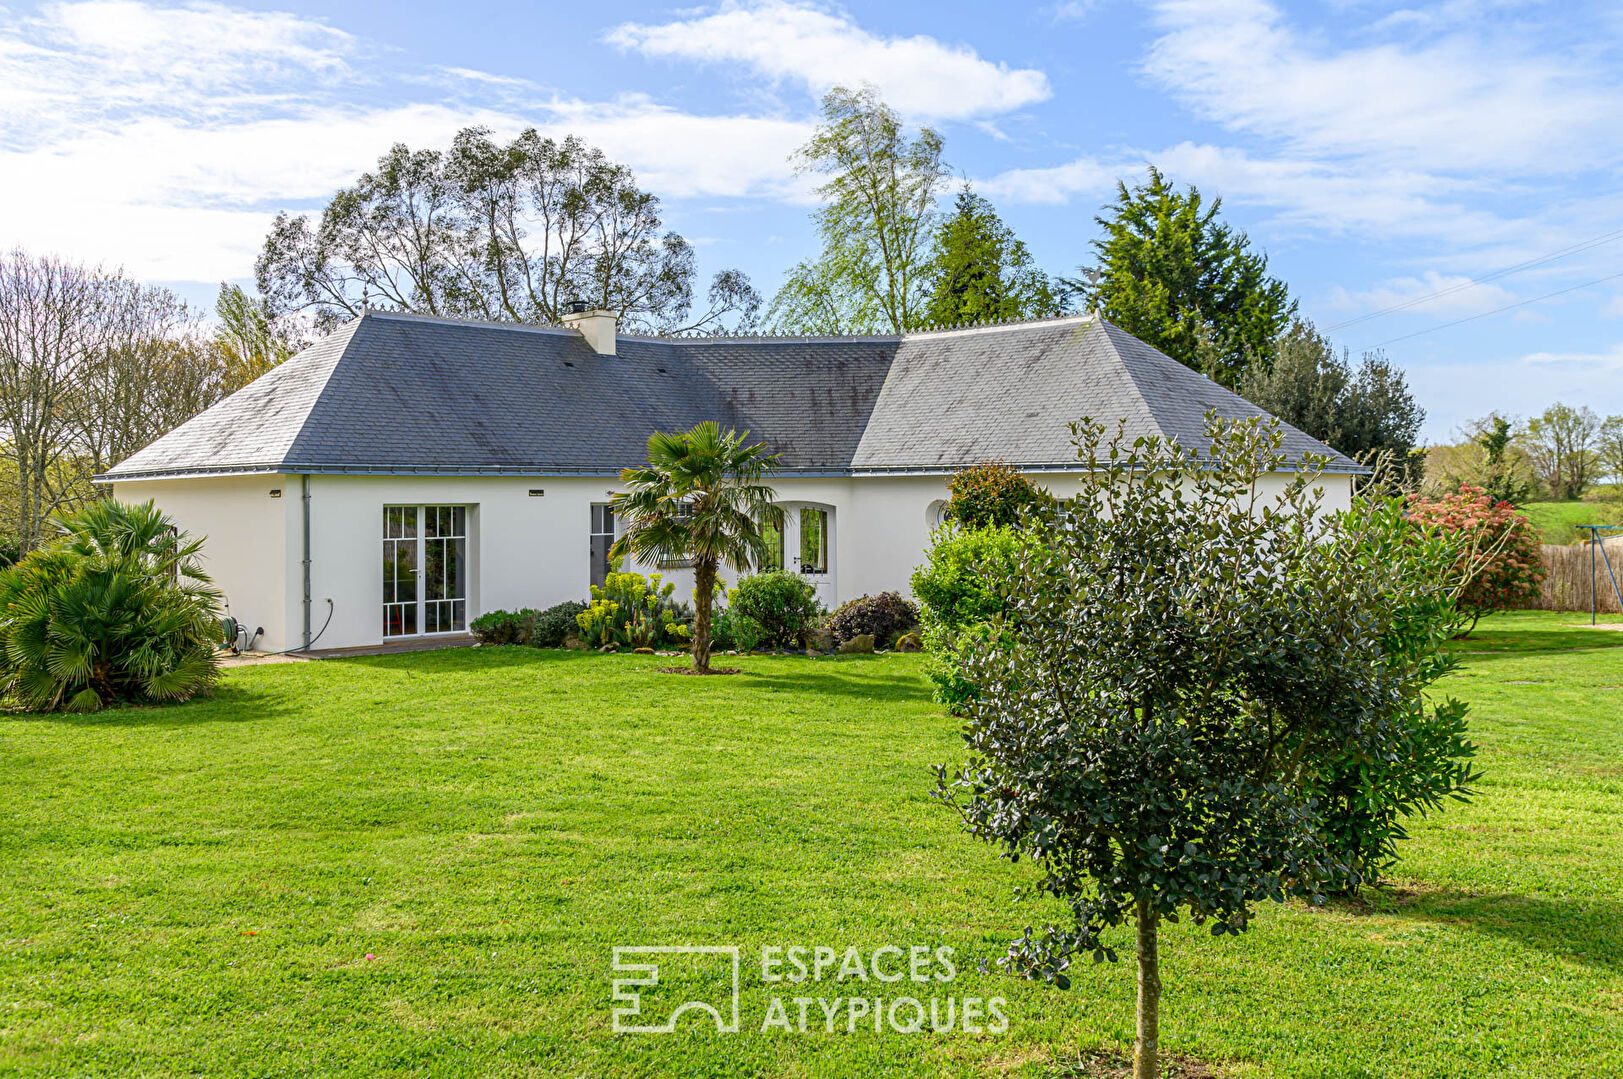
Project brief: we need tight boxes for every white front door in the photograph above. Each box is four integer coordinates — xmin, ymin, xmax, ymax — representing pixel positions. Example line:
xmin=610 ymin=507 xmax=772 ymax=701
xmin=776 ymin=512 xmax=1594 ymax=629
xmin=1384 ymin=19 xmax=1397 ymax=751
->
xmin=383 ymin=505 xmax=468 ymax=637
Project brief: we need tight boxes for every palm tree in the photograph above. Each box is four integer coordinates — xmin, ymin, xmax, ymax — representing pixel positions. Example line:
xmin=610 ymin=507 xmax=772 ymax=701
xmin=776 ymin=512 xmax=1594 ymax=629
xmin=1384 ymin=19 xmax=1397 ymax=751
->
xmin=0 ymin=499 xmax=221 ymax=711
xmin=610 ymin=422 xmax=783 ymax=673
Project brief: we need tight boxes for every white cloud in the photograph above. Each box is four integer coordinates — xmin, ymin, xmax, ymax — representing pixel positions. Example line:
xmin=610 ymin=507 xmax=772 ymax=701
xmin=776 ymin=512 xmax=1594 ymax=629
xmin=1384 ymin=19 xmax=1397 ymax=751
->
xmin=541 ymin=95 xmax=812 ymax=201
xmin=1326 ymin=272 xmax=1520 ymax=319
xmin=982 ymin=141 xmax=1515 ymax=248
xmin=605 ymin=0 xmax=1051 ymax=121
xmin=1521 ymin=343 xmax=1623 ymax=370
xmin=0 ymin=0 xmax=356 ymax=142
xmin=0 ymin=2 xmax=816 ymax=284
xmin=1140 ymin=0 xmax=1621 ymax=176
xmin=979 ymin=157 xmax=1118 ymax=205
xmin=1046 ymin=1 xmax=1101 ymax=23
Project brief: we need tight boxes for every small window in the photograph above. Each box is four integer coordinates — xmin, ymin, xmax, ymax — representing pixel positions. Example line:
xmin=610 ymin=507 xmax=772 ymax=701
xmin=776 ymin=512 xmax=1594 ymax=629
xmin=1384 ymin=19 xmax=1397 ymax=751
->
xmin=590 ymin=504 xmax=615 ymax=589
xmin=760 ymin=517 xmax=784 ymax=571
xmin=927 ymin=499 xmax=949 ymax=529
xmin=655 ymin=500 xmax=695 ymax=568
xmin=799 ymin=507 xmax=828 ymax=575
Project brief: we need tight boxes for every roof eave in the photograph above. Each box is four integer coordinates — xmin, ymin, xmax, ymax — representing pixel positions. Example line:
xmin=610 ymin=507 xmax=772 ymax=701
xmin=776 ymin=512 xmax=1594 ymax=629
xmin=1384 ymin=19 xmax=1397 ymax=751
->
xmin=99 ymin=458 xmax=1371 ymax=483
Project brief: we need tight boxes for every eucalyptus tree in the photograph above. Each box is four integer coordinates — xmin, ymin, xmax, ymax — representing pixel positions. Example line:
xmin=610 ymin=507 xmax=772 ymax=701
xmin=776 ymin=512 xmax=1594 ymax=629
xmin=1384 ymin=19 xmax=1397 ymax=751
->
xmin=609 ymin=422 xmax=782 ymax=673
xmin=256 ymin=129 xmax=760 ymax=335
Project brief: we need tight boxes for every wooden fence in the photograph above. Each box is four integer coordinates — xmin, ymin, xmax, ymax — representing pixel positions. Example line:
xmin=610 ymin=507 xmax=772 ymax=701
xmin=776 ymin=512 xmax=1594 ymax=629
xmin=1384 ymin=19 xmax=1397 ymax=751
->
xmin=1521 ymin=539 xmax=1623 ymax=614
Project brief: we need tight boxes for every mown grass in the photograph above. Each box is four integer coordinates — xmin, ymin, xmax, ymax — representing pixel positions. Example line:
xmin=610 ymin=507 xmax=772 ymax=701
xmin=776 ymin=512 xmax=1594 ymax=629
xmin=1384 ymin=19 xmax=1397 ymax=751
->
xmin=1 ymin=611 xmax=1621 ymax=1077
xmin=1518 ymin=499 xmax=1623 ymax=545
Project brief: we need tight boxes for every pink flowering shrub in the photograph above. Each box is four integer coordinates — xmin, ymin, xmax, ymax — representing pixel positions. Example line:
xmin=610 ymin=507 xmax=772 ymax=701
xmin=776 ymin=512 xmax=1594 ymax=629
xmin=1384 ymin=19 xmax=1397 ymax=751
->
xmin=1405 ymin=484 xmax=1543 ymax=632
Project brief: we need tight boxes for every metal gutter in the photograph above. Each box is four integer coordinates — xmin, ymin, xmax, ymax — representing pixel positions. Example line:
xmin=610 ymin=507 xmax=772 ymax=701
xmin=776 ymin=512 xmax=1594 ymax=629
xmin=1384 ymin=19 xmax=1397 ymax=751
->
xmin=99 ymin=459 xmax=1370 ymax=482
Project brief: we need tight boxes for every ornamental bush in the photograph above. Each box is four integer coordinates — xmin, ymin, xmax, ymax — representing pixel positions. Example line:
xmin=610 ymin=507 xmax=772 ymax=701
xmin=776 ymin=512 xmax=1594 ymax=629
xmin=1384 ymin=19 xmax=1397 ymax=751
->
xmin=727 ymin=571 xmax=821 ymax=648
xmin=710 ymin=604 xmax=763 ymax=652
xmin=576 ymin=572 xmax=692 ymax=649
xmin=944 ymin=460 xmax=1049 ymax=529
xmin=0 ymin=500 xmax=222 ymax=712
xmin=1404 ymin=483 xmax=1543 ymax=634
xmin=472 ymin=601 xmax=594 ymax=647
xmin=910 ymin=526 xmax=1026 ymax=709
xmin=1304 ymin=490 xmax=1480 ymax=887
xmin=529 ymin=600 xmax=589 ymax=647
xmin=825 ymin=591 xmax=919 ymax=646
xmin=470 ymin=608 xmax=538 ymax=646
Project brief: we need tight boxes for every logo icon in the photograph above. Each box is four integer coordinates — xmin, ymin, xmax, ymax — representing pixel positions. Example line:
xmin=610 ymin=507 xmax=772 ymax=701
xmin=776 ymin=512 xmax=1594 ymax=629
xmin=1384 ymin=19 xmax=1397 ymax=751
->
xmin=611 ymin=946 xmax=741 ymax=1034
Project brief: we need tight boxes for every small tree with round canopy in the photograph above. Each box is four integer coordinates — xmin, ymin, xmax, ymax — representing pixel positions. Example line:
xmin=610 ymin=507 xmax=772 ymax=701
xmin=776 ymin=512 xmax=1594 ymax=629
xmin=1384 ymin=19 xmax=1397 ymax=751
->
xmin=609 ymin=422 xmax=782 ymax=673
xmin=937 ymin=415 xmax=1471 ymax=1078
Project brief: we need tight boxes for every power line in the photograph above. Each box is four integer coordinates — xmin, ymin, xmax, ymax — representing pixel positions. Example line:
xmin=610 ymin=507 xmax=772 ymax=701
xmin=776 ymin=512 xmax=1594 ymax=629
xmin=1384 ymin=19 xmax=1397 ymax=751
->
xmin=1326 ymin=226 xmax=1623 ymax=332
xmin=1354 ymin=269 xmax=1623 ymax=350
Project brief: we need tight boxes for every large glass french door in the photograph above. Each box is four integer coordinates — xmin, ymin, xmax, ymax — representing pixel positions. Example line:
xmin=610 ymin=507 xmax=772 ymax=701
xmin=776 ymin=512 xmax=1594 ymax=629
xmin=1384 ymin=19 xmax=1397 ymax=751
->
xmin=383 ymin=505 xmax=467 ymax=637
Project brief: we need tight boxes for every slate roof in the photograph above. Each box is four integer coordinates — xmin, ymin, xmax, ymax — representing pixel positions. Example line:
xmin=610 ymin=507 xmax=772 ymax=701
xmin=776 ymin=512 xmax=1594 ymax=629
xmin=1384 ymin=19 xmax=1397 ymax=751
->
xmin=102 ymin=310 xmax=1363 ymax=481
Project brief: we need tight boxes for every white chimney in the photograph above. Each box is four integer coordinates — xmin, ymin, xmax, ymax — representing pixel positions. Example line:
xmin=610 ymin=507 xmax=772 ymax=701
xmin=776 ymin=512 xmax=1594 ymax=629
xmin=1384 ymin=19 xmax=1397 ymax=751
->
xmin=562 ymin=304 xmax=616 ymax=356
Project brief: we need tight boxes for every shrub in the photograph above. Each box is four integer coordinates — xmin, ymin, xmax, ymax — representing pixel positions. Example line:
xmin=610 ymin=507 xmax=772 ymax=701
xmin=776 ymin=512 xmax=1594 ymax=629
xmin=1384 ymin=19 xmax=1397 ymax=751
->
xmin=728 ymin=571 xmax=821 ymax=648
xmin=470 ymin=608 xmax=537 ymax=646
xmin=0 ymin=500 xmax=221 ymax=712
xmin=826 ymin=591 xmax=919 ymax=646
xmin=1405 ymin=483 xmax=1544 ymax=634
xmin=910 ymin=526 xmax=1026 ymax=709
xmin=710 ymin=605 xmax=763 ymax=652
xmin=1305 ymin=492 xmax=1480 ymax=887
xmin=576 ymin=572 xmax=692 ymax=649
xmin=529 ymin=600 xmax=589 ymax=648
xmin=944 ymin=461 xmax=1048 ymax=530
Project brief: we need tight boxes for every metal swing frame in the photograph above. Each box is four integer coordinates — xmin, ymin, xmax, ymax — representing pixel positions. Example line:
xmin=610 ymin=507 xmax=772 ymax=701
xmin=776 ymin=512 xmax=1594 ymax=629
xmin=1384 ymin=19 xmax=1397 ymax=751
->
xmin=1579 ymin=525 xmax=1623 ymax=626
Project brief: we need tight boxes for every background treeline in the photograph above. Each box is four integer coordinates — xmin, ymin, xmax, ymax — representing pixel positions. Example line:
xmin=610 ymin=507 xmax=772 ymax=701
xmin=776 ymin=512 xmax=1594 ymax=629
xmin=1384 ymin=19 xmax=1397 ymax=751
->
xmin=0 ymin=255 xmax=291 ymax=555
xmin=4 ymin=85 xmax=1441 ymax=553
xmin=1422 ymin=405 xmax=1623 ymax=543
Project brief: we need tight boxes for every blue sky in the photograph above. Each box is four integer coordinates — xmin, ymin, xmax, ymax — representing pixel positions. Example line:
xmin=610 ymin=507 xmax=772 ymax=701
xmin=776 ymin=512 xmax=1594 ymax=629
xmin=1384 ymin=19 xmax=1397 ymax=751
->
xmin=3 ymin=0 xmax=1622 ymax=440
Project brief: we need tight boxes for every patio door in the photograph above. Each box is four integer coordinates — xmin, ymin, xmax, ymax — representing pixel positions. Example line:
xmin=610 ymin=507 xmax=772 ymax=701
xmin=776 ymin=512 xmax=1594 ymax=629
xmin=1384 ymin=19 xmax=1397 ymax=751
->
xmin=383 ymin=505 xmax=467 ymax=637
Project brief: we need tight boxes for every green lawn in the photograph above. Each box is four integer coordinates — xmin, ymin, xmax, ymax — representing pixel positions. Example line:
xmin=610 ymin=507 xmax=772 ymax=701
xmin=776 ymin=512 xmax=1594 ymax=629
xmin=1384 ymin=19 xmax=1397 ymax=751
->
xmin=1518 ymin=499 xmax=1623 ymax=545
xmin=2 ymin=612 xmax=1621 ymax=1077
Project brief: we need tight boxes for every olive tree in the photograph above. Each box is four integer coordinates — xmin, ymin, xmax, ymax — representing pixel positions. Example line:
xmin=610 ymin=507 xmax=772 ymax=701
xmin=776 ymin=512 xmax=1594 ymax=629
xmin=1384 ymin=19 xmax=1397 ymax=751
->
xmin=936 ymin=416 xmax=1471 ymax=1078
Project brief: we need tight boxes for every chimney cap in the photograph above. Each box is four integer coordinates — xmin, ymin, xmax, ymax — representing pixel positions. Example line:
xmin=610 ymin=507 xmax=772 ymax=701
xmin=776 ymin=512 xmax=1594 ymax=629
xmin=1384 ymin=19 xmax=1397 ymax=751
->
xmin=566 ymin=300 xmax=589 ymax=315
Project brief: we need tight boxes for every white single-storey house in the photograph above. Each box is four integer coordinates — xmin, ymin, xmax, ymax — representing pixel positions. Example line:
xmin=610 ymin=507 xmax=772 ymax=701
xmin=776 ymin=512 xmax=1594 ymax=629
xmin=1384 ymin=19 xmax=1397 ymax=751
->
xmin=99 ymin=309 xmax=1360 ymax=652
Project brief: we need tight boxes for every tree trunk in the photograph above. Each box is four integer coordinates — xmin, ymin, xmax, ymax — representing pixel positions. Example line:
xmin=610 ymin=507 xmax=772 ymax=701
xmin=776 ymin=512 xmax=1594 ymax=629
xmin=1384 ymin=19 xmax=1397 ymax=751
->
xmin=691 ymin=558 xmax=716 ymax=673
xmin=1134 ymin=897 xmax=1161 ymax=1079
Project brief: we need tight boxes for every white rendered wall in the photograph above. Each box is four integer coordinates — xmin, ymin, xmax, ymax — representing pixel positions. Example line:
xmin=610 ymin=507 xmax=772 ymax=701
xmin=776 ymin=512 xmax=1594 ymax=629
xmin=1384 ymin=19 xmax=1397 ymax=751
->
xmin=110 ymin=475 xmax=295 ymax=649
xmin=113 ymin=468 xmax=1356 ymax=653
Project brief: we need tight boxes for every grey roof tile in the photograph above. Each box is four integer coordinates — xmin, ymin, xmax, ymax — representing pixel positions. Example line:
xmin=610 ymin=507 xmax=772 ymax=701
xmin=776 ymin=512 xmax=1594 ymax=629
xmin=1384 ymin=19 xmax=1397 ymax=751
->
xmin=102 ymin=310 xmax=1362 ymax=480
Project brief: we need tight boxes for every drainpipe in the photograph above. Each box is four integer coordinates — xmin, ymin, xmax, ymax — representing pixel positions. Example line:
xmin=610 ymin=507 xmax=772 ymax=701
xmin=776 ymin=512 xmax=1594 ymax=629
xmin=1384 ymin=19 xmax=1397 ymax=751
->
xmin=301 ymin=474 xmax=312 ymax=650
